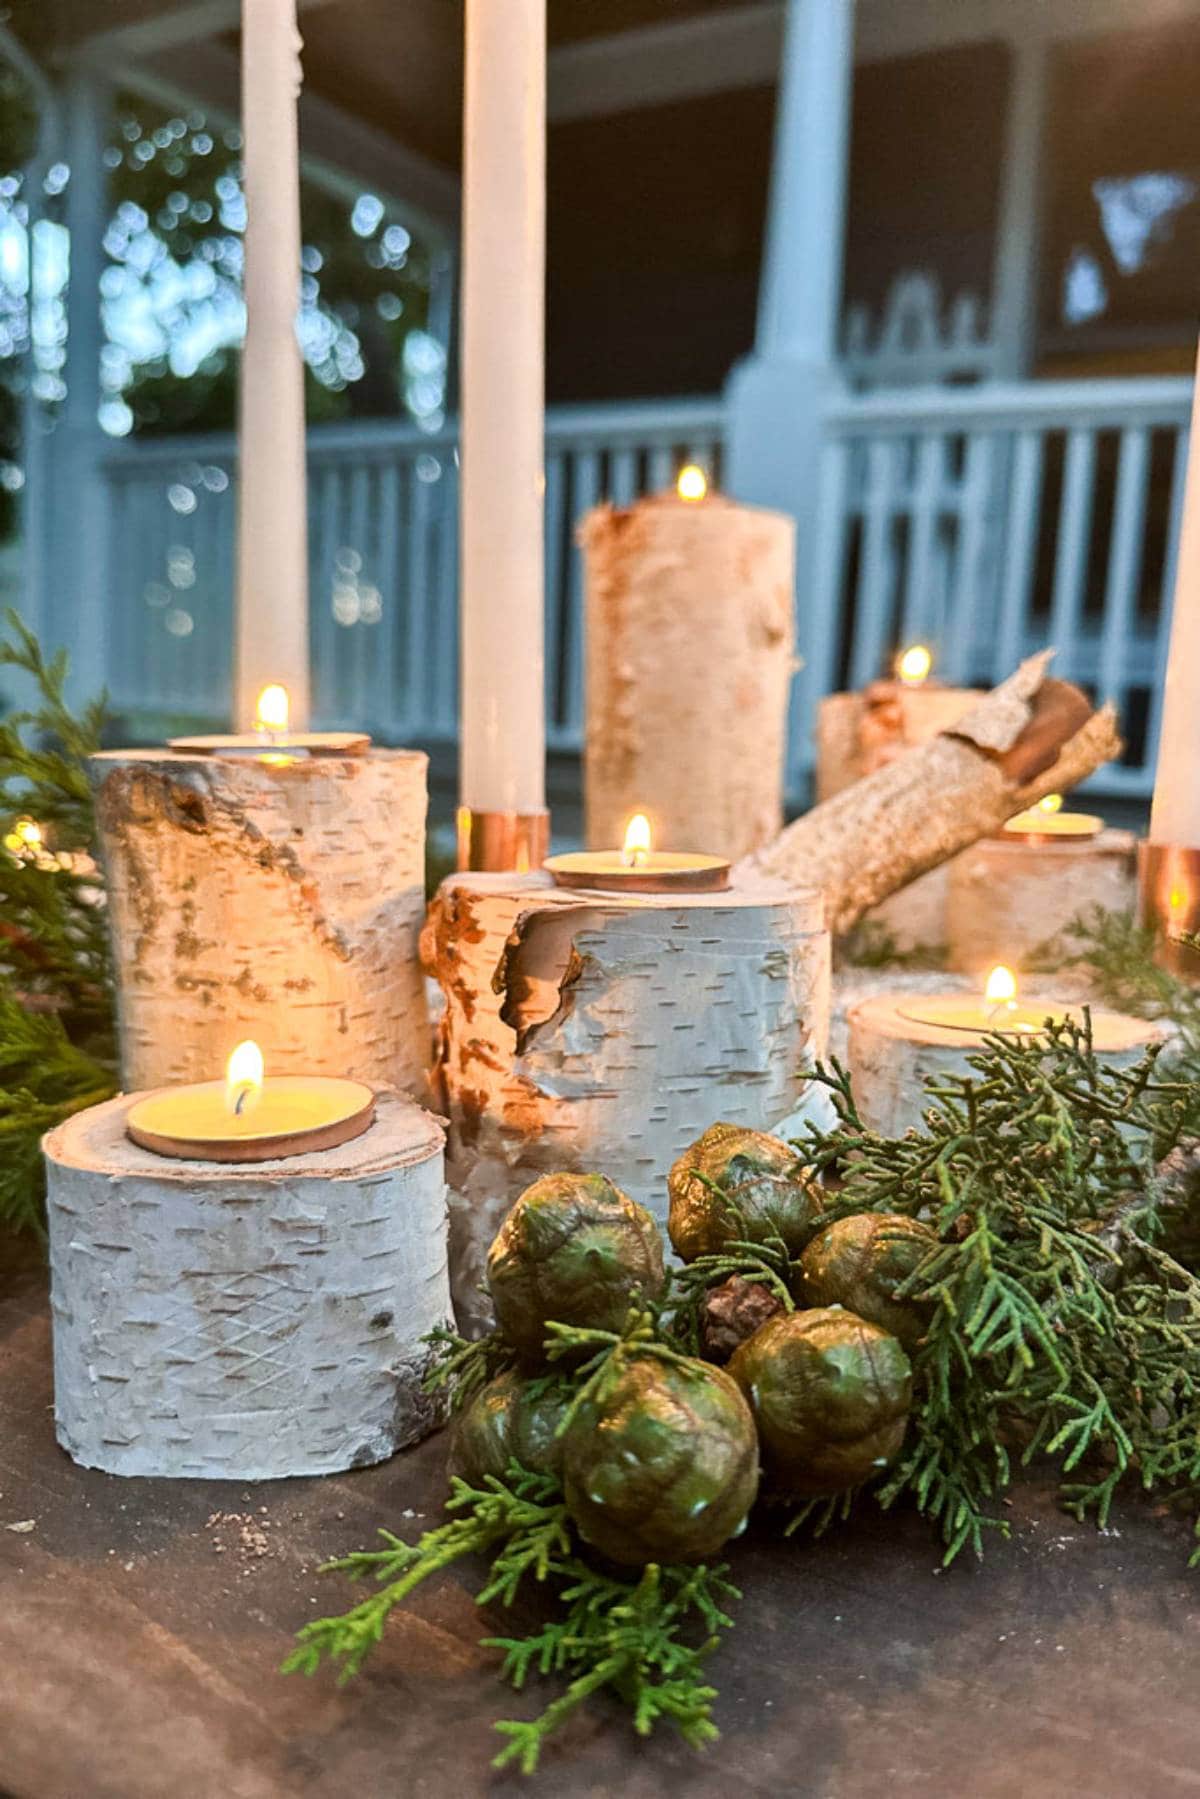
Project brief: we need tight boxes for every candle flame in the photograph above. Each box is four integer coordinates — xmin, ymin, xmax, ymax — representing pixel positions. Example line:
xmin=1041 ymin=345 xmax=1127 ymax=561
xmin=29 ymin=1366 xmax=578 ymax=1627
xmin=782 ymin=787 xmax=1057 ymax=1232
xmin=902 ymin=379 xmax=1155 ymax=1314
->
xmin=622 ymin=813 xmax=652 ymax=868
xmin=1037 ymin=793 xmax=1064 ymax=815
xmin=985 ymin=964 xmax=1017 ymax=1006
xmin=676 ymin=465 xmax=708 ymax=503
xmin=225 ymin=1039 xmax=264 ymax=1118
xmin=255 ymin=684 xmax=289 ymax=733
xmin=896 ymin=644 xmax=933 ymax=686
xmin=3 ymin=816 xmax=43 ymax=859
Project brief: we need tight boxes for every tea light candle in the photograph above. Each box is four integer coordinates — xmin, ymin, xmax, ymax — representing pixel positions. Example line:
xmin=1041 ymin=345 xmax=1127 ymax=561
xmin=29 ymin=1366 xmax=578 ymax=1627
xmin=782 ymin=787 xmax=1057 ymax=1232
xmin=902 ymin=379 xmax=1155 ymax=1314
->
xmin=125 ymin=1040 xmax=376 ymax=1163
xmin=544 ymin=812 xmax=731 ymax=894
xmin=1001 ymin=792 xmax=1103 ymax=841
xmin=169 ymin=683 xmax=370 ymax=757
xmin=849 ymin=966 xmax=1160 ymax=1136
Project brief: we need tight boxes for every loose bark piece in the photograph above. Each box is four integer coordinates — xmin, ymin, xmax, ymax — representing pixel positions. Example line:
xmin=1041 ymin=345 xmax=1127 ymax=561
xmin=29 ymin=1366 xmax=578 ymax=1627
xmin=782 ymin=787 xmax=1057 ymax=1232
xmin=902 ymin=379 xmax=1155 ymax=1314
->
xmin=90 ymin=749 xmax=430 ymax=1096
xmin=947 ymin=830 xmax=1137 ymax=975
xmin=422 ymin=870 xmax=829 ymax=1331
xmin=44 ymin=1089 xmax=452 ymax=1479
xmin=580 ymin=492 xmax=796 ymax=859
xmin=744 ymin=654 xmax=1122 ymax=933
xmin=814 ymin=682 xmax=982 ymax=801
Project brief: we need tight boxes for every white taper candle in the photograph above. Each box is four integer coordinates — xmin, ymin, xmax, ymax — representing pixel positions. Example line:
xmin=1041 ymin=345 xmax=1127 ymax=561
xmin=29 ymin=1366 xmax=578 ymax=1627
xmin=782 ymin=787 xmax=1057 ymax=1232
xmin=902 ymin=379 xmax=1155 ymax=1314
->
xmin=1150 ymin=337 xmax=1200 ymax=847
xmin=235 ymin=0 xmax=311 ymax=731
xmin=459 ymin=0 xmax=546 ymax=816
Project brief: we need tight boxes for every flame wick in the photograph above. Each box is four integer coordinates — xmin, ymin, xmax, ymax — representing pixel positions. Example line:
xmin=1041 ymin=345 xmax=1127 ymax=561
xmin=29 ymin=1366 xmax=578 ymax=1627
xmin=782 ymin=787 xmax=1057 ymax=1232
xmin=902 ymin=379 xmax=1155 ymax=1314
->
xmin=255 ymin=684 xmax=290 ymax=736
xmin=622 ymin=813 xmax=653 ymax=869
xmin=896 ymin=644 xmax=933 ymax=687
xmin=676 ymin=464 xmax=708 ymax=503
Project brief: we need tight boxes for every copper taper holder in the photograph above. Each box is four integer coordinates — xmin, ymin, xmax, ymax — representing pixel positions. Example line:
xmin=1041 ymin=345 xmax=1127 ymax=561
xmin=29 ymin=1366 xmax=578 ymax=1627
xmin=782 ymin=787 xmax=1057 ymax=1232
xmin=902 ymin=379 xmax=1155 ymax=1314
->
xmin=1137 ymin=840 xmax=1200 ymax=980
xmin=457 ymin=806 xmax=551 ymax=873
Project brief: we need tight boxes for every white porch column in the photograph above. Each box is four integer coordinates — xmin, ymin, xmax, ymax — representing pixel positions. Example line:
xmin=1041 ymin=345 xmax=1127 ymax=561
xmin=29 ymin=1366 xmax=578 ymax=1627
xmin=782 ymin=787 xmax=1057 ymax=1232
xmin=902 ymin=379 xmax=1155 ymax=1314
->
xmin=235 ymin=0 xmax=310 ymax=731
xmin=59 ymin=65 xmax=110 ymax=708
xmin=724 ymin=0 xmax=854 ymax=787
xmin=991 ymin=26 xmax=1048 ymax=379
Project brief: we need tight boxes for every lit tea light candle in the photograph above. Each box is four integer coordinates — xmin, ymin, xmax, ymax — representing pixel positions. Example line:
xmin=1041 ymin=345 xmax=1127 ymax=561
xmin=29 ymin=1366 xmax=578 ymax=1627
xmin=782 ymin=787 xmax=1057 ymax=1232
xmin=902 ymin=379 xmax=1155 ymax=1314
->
xmin=676 ymin=463 xmax=709 ymax=503
xmin=895 ymin=642 xmax=933 ymax=687
xmin=848 ymin=969 xmax=1162 ymax=1135
xmin=125 ymin=1038 xmax=375 ymax=1162
xmin=544 ymin=811 xmax=731 ymax=894
xmin=1001 ymin=792 xmax=1104 ymax=841
xmin=168 ymin=684 xmax=371 ymax=758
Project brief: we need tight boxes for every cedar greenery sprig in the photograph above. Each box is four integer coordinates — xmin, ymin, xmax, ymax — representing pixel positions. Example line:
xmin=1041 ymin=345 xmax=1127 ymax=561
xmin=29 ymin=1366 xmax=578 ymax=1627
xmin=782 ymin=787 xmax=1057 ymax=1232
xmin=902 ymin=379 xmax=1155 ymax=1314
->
xmin=790 ymin=1017 xmax=1200 ymax=1563
xmin=0 ymin=611 xmax=116 ymax=1234
xmin=285 ymin=1454 xmax=741 ymax=1772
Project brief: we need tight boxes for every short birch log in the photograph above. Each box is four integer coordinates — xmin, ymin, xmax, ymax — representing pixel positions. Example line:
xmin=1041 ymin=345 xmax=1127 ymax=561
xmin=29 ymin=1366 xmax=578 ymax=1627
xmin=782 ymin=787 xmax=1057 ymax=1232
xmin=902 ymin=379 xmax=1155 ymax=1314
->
xmin=45 ymin=1088 xmax=451 ymax=1480
xmin=946 ymin=830 xmax=1138 ymax=974
xmin=90 ymin=749 xmax=429 ymax=1097
xmin=847 ymin=992 xmax=1160 ymax=1138
xmin=580 ymin=492 xmax=795 ymax=860
xmin=422 ymin=870 xmax=830 ymax=1330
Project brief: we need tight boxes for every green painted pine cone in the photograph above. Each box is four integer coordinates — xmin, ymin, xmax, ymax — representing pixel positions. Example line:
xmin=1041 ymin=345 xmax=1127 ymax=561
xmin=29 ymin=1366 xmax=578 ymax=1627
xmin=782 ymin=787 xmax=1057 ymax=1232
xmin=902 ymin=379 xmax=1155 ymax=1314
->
xmin=798 ymin=1213 xmax=937 ymax=1348
xmin=667 ymin=1123 xmax=823 ymax=1263
xmin=730 ymin=1307 xmax=912 ymax=1498
xmin=486 ymin=1172 xmax=665 ymax=1358
xmin=562 ymin=1354 xmax=760 ymax=1566
xmin=449 ymin=1370 xmax=569 ymax=1485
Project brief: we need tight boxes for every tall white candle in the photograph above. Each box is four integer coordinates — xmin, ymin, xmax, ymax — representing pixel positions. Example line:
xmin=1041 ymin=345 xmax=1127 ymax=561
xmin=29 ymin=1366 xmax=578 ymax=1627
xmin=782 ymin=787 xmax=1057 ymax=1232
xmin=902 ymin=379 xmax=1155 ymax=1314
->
xmin=235 ymin=0 xmax=310 ymax=731
xmin=1150 ymin=336 xmax=1200 ymax=846
xmin=459 ymin=0 xmax=546 ymax=817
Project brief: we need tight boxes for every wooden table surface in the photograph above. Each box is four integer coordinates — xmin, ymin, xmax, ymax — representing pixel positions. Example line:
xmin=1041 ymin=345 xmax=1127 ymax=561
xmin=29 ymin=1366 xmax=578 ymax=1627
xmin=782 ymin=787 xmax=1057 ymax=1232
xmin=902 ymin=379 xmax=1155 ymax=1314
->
xmin=4 ymin=1234 xmax=1200 ymax=1799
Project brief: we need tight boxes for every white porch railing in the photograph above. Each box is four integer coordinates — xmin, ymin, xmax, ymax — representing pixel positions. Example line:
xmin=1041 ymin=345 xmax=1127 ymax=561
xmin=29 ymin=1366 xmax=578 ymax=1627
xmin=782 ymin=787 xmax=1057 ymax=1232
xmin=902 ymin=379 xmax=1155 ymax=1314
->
xmin=94 ymin=377 xmax=1191 ymax=799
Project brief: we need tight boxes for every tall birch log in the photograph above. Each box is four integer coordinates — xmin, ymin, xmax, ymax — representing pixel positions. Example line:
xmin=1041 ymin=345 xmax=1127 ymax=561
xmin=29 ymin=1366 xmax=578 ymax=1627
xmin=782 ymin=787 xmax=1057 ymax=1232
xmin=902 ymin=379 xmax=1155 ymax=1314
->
xmin=580 ymin=492 xmax=795 ymax=859
xmin=90 ymin=749 xmax=429 ymax=1096
xmin=45 ymin=1088 xmax=451 ymax=1480
xmin=743 ymin=653 xmax=1122 ymax=932
xmin=422 ymin=870 xmax=829 ymax=1330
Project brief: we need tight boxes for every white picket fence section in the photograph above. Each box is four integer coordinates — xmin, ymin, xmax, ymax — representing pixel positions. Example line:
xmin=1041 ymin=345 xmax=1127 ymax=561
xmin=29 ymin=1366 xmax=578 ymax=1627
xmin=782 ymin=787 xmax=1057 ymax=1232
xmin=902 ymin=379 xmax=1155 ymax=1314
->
xmin=96 ymin=377 xmax=1192 ymax=798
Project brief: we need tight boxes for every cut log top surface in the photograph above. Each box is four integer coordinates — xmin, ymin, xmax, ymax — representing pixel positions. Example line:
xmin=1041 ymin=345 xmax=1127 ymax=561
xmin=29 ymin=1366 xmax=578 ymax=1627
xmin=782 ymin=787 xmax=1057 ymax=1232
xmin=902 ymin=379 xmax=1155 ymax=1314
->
xmin=446 ymin=867 xmax=826 ymax=929
xmin=849 ymin=990 xmax=1162 ymax=1052
xmin=43 ymin=1087 xmax=445 ymax=1183
xmin=90 ymin=746 xmax=426 ymax=778
xmin=977 ymin=826 xmax=1136 ymax=859
xmin=579 ymin=491 xmax=793 ymax=533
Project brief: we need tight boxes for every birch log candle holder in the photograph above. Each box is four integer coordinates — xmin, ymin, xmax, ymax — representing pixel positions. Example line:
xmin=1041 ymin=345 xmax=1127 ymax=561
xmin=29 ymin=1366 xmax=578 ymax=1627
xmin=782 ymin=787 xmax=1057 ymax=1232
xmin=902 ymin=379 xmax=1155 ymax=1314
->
xmin=848 ymin=983 xmax=1160 ymax=1138
xmin=90 ymin=747 xmax=430 ymax=1097
xmin=579 ymin=480 xmax=795 ymax=862
xmin=422 ymin=869 xmax=830 ymax=1330
xmin=814 ymin=655 xmax=982 ymax=951
xmin=946 ymin=821 xmax=1137 ymax=975
xmin=44 ymin=1088 xmax=451 ymax=1480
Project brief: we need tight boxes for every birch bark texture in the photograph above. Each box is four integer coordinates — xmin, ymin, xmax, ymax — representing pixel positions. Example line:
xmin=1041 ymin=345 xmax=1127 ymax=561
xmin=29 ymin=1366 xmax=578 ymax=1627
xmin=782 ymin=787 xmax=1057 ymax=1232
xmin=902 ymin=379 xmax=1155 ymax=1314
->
xmin=946 ymin=830 xmax=1138 ymax=975
xmin=44 ymin=1089 xmax=451 ymax=1479
xmin=90 ymin=749 xmax=429 ymax=1096
xmin=423 ymin=870 xmax=829 ymax=1330
xmin=744 ymin=654 xmax=1122 ymax=933
xmin=580 ymin=492 xmax=795 ymax=860
xmin=847 ymin=992 xmax=1160 ymax=1137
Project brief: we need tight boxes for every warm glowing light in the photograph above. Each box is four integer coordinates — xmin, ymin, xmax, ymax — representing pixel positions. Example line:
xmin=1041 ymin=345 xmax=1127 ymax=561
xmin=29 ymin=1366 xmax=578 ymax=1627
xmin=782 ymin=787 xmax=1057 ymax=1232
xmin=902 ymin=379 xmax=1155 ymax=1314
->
xmin=985 ymin=964 xmax=1017 ymax=1006
xmin=896 ymin=644 xmax=933 ymax=686
xmin=1037 ymin=793 xmax=1064 ymax=815
xmin=622 ymin=813 xmax=652 ymax=868
xmin=4 ymin=817 xmax=43 ymax=858
xmin=224 ymin=1040 xmax=264 ymax=1118
xmin=255 ymin=684 xmax=290 ymax=733
xmin=676 ymin=465 xmax=708 ymax=503
xmin=1170 ymin=885 xmax=1187 ymax=915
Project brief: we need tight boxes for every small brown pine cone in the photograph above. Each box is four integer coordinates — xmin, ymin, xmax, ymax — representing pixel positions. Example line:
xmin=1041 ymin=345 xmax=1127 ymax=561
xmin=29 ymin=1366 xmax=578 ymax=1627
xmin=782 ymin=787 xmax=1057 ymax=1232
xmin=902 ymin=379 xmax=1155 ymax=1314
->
xmin=699 ymin=1275 xmax=788 ymax=1362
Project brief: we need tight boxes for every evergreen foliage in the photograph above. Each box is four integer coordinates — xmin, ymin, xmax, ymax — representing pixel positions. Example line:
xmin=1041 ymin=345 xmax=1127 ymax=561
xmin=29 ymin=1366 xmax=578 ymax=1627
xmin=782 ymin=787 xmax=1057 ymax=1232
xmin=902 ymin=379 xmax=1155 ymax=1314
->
xmin=791 ymin=1020 xmax=1200 ymax=1562
xmin=0 ymin=612 xmax=115 ymax=1233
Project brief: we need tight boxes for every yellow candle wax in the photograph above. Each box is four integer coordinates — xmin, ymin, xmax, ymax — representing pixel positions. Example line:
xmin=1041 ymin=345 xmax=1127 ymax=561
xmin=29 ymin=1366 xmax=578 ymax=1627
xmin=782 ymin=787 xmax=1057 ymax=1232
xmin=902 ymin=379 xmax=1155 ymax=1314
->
xmin=545 ymin=812 xmax=731 ymax=893
xmin=1002 ymin=793 xmax=1103 ymax=839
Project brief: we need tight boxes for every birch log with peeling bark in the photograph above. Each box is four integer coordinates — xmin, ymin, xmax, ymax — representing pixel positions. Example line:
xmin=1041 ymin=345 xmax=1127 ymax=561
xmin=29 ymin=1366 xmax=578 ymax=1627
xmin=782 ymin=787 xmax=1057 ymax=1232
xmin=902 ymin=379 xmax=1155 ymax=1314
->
xmin=743 ymin=653 xmax=1122 ymax=932
xmin=90 ymin=749 xmax=429 ymax=1096
xmin=44 ymin=1088 xmax=451 ymax=1479
xmin=580 ymin=492 xmax=795 ymax=859
xmin=422 ymin=870 xmax=829 ymax=1330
